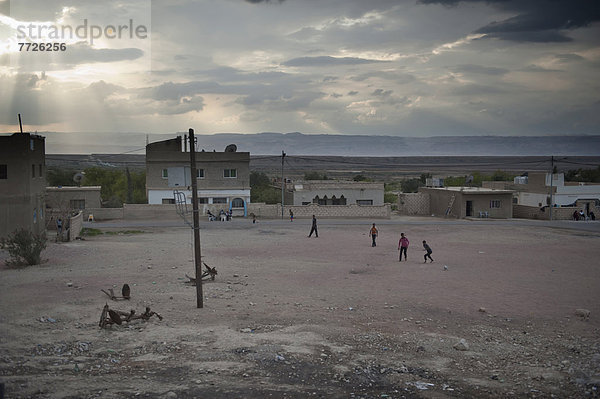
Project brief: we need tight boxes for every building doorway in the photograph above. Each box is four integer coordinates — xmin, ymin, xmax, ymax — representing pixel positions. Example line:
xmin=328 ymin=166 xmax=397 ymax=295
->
xmin=466 ymin=200 xmax=473 ymax=217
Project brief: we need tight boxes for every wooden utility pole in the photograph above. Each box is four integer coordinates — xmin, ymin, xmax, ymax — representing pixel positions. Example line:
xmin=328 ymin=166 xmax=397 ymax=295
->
xmin=281 ymin=151 xmax=286 ymax=219
xmin=549 ymin=155 xmax=554 ymax=221
xmin=18 ymin=113 xmax=23 ymax=133
xmin=188 ymin=128 xmax=203 ymax=308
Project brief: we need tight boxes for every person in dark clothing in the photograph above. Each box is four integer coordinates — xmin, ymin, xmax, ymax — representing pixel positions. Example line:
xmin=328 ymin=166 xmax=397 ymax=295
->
xmin=289 ymin=209 xmax=294 ymax=222
xmin=423 ymin=240 xmax=434 ymax=263
xmin=369 ymin=223 xmax=378 ymax=247
xmin=308 ymin=214 xmax=318 ymax=237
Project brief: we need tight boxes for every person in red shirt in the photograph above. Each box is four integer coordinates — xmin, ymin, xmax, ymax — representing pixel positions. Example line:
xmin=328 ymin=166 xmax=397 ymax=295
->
xmin=398 ymin=233 xmax=409 ymax=261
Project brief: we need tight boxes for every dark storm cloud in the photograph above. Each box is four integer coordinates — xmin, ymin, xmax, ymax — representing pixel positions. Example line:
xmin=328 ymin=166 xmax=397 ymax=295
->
xmin=420 ymin=0 xmax=600 ymax=42
xmin=283 ymin=56 xmax=388 ymax=67
xmin=244 ymin=0 xmax=284 ymax=3
xmin=350 ymin=70 xmax=415 ymax=84
xmin=448 ymin=64 xmax=509 ymax=75
xmin=554 ymin=53 xmax=585 ymax=63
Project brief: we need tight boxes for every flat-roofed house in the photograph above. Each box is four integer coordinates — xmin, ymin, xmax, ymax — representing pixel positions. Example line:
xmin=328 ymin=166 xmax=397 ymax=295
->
xmin=419 ymin=186 xmax=514 ymax=219
xmin=291 ymin=180 xmax=384 ymax=206
xmin=146 ymin=136 xmax=250 ymax=216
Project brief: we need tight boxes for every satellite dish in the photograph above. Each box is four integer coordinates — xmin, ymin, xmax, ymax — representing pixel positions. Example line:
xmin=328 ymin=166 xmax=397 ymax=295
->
xmin=225 ymin=144 xmax=237 ymax=152
xmin=73 ymin=172 xmax=85 ymax=187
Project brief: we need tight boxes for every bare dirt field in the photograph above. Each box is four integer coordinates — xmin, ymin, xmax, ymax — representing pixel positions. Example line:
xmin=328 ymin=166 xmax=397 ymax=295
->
xmin=1 ymin=218 xmax=600 ymax=398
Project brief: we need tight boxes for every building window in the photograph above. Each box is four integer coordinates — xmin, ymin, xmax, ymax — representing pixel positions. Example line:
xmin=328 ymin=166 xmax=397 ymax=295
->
xmin=70 ymin=199 xmax=86 ymax=209
xmin=162 ymin=198 xmax=175 ymax=204
xmin=0 ymin=164 xmax=6 ymax=179
xmin=224 ymin=169 xmax=237 ymax=178
xmin=356 ymin=200 xmax=373 ymax=205
xmin=198 ymin=198 xmax=209 ymax=204
xmin=512 ymin=197 xmax=518 ymax=204
xmin=231 ymin=198 xmax=244 ymax=208
xmin=213 ymin=197 xmax=227 ymax=204
xmin=32 ymin=164 xmax=35 ymax=178
xmin=197 ymin=169 xmax=204 ymax=178
xmin=490 ymin=200 xmax=501 ymax=208
xmin=162 ymin=169 xmax=168 ymax=179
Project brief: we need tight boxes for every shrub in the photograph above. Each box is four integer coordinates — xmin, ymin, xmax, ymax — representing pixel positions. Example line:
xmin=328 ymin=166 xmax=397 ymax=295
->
xmin=0 ymin=229 xmax=47 ymax=266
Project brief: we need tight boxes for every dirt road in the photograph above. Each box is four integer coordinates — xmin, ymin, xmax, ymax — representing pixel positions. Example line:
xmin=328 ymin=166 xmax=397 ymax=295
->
xmin=1 ymin=218 xmax=599 ymax=398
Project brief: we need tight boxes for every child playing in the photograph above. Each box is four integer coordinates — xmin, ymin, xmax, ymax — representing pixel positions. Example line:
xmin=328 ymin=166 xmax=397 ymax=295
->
xmin=423 ymin=240 xmax=434 ymax=263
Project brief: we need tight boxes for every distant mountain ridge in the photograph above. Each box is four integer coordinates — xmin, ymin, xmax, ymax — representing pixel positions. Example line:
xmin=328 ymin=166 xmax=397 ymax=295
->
xmin=6 ymin=131 xmax=600 ymax=156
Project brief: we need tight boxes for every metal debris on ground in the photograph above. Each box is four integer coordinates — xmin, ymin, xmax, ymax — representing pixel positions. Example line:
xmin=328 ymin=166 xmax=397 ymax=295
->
xmin=185 ymin=262 xmax=218 ymax=285
xmin=99 ymin=303 xmax=163 ymax=328
xmin=101 ymin=283 xmax=131 ymax=300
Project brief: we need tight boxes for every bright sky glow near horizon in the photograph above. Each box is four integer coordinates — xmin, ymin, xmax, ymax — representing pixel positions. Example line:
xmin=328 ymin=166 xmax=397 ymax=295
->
xmin=1 ymin=0 xmax=600 ymax=145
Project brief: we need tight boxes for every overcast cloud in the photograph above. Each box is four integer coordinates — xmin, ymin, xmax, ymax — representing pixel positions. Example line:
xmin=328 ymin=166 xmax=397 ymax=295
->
xmin=0 ymin=0 xmax=599 ymax=142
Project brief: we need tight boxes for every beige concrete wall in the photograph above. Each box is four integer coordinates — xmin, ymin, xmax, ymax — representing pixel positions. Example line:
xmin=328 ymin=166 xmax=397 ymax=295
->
xmin=84 ymin=208 xmax=124 ymax=221
xmin=398 ymin=193 xmax=430 ymax=215
xmin=462 ymin=193 xmax=513 ymax=218
xmin=420 ymin=188 xmax=459 ymax=218
xmin=248 ymin=203 xmax=391 ymax=219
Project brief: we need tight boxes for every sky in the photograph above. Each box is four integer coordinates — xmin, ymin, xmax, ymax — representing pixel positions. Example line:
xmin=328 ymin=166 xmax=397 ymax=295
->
xmin=1 ymin=0 xmax=600 ymax=143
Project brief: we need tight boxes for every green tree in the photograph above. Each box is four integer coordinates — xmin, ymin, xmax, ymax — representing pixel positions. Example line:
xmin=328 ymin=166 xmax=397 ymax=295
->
xmin=250 ymin=171 xmax=280 ymax=204
xmin=46 ymin=168 xmax=78 ymax=186
xmin=304 ymin=171 xmax=328 ymax=180
xmin=400 ymin=178 xmax=422 ymax=193
xmin=0 ymin=229 xmax=47 ymax=266
xmin=353 ymin=174 xmax=371 ymax=182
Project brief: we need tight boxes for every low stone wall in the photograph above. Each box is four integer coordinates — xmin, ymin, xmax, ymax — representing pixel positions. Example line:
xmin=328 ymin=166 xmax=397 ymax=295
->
xmin=397 ymin=193 xmax=430 ymax=215
xmin=84 ymin=208 xmax=124 ymax=221
xmin=248 ymin=203 xmax=391 ymax=219
xmin=512 ymin=205 xmax=587 ymax=220
xmin=123 ymin=204 xmax=179 ymax=220
xmin=81 ymin=203 xmax=392 ymax=221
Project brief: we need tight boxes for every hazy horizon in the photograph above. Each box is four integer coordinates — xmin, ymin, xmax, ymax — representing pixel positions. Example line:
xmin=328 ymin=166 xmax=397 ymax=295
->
xmin=3 ymin=131 xmax=598 ymax=157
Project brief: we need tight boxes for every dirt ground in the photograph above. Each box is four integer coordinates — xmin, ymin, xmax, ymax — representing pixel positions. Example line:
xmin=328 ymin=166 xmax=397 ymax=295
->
xmin=1 ymin=218 xmax=600 ymax=399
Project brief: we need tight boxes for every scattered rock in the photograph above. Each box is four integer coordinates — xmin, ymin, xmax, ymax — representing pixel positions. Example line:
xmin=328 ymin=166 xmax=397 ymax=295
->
xmin=575 ymin=309 xmax=590 ymax=319
xmin=479 ymin=307 xmax=487 ymax=313
xmin=240 ymin=328 xmax=252 ymax=333
xmin=66 ymin=282 xmax=73 ymax=287
xmin=454 ymin=339 xmax=469 ymax=351
xmin=165 ymin=391 xmax=177 ymax=399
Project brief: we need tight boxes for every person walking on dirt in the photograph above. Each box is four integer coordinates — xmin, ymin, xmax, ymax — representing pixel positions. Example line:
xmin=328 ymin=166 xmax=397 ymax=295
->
xmin=308 ymin=215 xmax=318 ymax=237
xmin=423 ymin=240 xmax=434 ymax=263
xmin=398 ymin=233 xmax=409 ymax=261
xmin=369 ymin=223 xmax=378 ymax=247
xmin=289 ymin=209 xmax=294 ymax=222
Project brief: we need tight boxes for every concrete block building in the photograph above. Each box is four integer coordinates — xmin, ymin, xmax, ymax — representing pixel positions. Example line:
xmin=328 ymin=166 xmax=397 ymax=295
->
xmin=146 ymin=136 xmax=250 ymax=215
xmin=419 ymin=186 xmax=514 ymax=219
xmin=46 ymin=186 xmax=102 ymax=211
xmin=0 ymin=133 xmax=46 ymax=237
xmin=291 ymin=180 xmax=384 ymax=206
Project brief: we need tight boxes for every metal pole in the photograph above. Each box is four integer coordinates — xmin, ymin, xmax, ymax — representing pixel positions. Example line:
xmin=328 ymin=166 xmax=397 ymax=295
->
xmin=281 ymin=151 xmax=286 ymax=219
xmin=549 ymin=156 xmax=554 ymax=221
xmin=18 ymin=114 xmax=23 ymax=133
xmin=188 ymin=128 xmax=203 ymax=308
